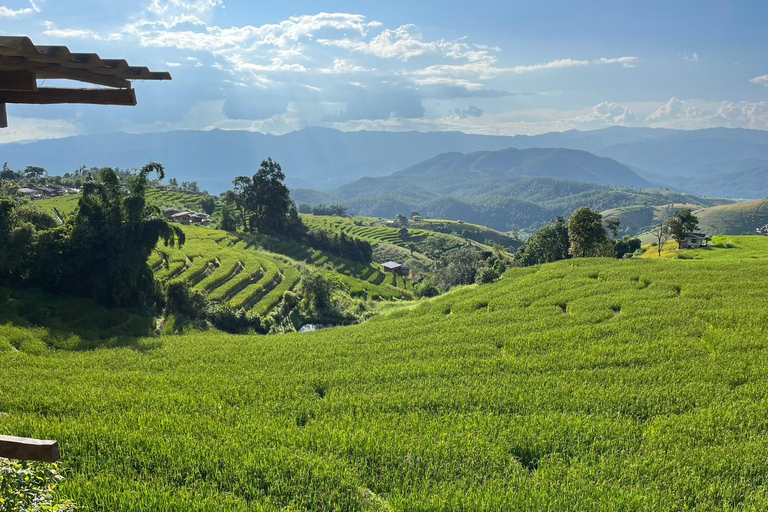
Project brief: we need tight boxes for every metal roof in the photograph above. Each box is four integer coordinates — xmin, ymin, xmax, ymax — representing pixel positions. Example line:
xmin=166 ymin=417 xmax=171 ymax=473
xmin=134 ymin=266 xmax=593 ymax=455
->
xmin=382 ymin=261 xmax=402 ymax=269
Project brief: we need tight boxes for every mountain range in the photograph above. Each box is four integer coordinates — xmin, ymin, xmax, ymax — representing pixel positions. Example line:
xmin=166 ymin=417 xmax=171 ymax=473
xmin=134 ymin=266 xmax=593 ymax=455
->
xmin=291 ymin=147 xmax=728 ymax=232
xmin=3 ymin=126 xmax=768 ymax=197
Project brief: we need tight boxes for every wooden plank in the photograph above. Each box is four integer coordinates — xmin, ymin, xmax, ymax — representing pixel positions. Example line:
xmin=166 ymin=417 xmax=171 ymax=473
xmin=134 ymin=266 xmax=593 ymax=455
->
xmin=0 ymin=87 xmax=137 ymax=106
xmin=0 ymin=103 xmax=6 ymax=128
xmin=0 ymin=435 xmax=60 ymax=462
xmin=0 ymin=70 xmax=37 ymax=91
xmin=0 ymin=56 xmax=130 ymax=88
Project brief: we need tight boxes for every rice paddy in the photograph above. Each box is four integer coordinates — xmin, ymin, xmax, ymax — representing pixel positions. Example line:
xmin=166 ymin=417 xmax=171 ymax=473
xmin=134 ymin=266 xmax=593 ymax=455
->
xmin=3 ymin=237 xmax=768 ymax=510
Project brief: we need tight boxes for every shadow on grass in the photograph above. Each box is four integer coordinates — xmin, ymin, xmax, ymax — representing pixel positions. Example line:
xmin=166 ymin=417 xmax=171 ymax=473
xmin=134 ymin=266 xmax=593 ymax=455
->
xmin=0 ymin=286 xmax=159 ymax=353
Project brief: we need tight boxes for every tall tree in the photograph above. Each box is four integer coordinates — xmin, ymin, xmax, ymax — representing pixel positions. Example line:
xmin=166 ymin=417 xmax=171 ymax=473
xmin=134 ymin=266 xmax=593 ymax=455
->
xmin=247 ymin=159 xmax=291 ymax=235
xmin=667 ymin=208 xmax=700 ymax=247
xmin=200 ymin=196 xmax=216 ymax=215
xmin=514 ymin=216 xmax=570 ymax=267
xmin=568 ymin=207 xmax=612 ymax=258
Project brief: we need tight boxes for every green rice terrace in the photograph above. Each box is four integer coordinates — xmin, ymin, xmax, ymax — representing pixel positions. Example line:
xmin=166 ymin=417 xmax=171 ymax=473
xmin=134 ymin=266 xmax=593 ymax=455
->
xmin=151 ymin=225 xmax=409 ymax=314
xmin=4 ymin=236 xmax=768 ymax=510
xmin=302 ymin=214 xmax=521 ymax=259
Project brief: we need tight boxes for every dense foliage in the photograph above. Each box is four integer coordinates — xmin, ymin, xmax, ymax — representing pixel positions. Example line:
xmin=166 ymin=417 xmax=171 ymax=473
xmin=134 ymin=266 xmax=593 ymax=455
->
xmin=0 ymin=163 xmax=184 ymax=311
xmin=0 ymin=459 xmax=75 ymax=511
xmin=223 ymin=159 xmax=304 ymax=237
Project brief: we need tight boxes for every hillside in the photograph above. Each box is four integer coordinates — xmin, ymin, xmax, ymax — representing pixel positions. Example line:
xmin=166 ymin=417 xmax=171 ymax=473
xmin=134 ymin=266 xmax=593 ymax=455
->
xmin=4 ymin=238 xmax=768 ymax=509
xmin=693 ymin=199 xmax=768 ymax=235
xmin=293 ymin=148 xmax=729 ymax=231
xmin=650 ymin=164 xmax=768 ymax=199
xmin=600 ymin=203 xmax=703 ymax=236
xmin=0 ymin=128 xmax=522 ymax=192
xmin=6 ymin=126 xmax=768 ymax=194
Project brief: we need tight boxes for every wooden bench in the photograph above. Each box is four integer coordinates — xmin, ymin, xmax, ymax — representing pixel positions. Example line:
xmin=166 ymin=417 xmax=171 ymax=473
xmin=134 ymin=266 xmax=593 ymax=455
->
xmin=0 ymin=434 xmax=60 ymax=462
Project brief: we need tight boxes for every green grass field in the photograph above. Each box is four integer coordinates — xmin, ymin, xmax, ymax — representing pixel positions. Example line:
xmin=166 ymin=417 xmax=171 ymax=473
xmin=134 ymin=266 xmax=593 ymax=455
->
xmin=3 ymin=237 xmax=768 ymax=509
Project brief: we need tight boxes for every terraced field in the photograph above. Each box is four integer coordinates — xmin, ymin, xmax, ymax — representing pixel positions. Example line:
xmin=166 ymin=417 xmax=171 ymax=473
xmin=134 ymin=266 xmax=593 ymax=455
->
xmin=34 ymin=189 xmax=218 ymax=217
xmin=151 ymin=226 xmax=407 ymax=315
xmin=5 ymin=237 xmax=768 ymax=509
xmin=303 ymin=215 xmax=432 ymax=248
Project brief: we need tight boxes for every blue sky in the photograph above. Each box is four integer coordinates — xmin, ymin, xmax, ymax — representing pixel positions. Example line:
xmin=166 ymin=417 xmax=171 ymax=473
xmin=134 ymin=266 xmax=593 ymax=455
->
xmin=1 ymin=0 xmax=767 ymax=142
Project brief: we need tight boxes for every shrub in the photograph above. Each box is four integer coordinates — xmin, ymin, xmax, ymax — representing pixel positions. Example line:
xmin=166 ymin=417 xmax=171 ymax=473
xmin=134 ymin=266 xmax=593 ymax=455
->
xmin=0 ymin=459 xmax=76 ymax=511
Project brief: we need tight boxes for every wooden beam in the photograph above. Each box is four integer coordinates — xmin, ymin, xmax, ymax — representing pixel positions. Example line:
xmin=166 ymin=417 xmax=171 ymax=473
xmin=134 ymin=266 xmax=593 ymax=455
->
xmin=0 ymin=56 xmax=130 ymax=88
xmin=0 ymin=435 xmax=60 ymax=462
xmin=0 ymin=87 xmax=137 ymax=106
xmin=0 ymin=103 xmax=6 ymax=128
xmin=0 ymin=70 xmax=37 ymax=91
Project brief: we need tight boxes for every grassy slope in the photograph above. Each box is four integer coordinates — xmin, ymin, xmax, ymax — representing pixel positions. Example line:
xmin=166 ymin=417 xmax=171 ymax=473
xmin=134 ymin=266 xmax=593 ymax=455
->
xmin=3 ymin=238 xmax=768 ymax=509
xmin=693 ymin=199 xmax=768 ymax=235
xmin=601 ymin=203 xmax=701 ymax=235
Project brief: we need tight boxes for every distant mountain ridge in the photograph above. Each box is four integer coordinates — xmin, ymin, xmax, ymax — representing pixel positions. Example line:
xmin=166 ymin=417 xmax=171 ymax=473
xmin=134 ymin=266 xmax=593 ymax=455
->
xmin=2 ymin=125 xmax=768 ymax=195
xmin=292 ymin=147 xmax=727 ymax=232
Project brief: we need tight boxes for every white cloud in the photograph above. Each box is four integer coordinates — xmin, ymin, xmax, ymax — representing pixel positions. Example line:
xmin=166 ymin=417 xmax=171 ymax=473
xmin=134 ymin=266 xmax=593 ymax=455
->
xmin=317 ymin=58 xmax=372 ymax=74
xmin=509 ymin=58 xmax=590 ymax=73
xmin=42 ymin=21 xmax=123 ymax=41
xmin=0 ymin=0 xmax=39 ymax=18
xmin=165 ymin=62 xmax=182 ymax=67
xmin=750 ymin=75 xmax=768 ymax=87
xmin=0 ymin=115 xmax=78 ymax=144
xmin=570 ymin=101 xmax=637 ymax=126
xmin=683 ymin=52 xmax=699 ymax=63
xmin=595 ymin=56 xmax=639 ymax=68
xmin=645 ymin=97 xmax=768 ymax=130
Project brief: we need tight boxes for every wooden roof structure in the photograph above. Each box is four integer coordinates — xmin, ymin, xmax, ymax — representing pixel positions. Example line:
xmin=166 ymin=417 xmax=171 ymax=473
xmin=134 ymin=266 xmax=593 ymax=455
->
xmin=0 ymin=36 xmax=172 ymax=128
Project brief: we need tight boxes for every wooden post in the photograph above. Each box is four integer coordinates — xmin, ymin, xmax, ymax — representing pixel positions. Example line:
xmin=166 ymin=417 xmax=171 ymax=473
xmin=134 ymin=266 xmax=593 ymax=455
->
xmin=0 ymin=103 xmax=6 ymax=128
xmin=0 ymin=435 xmax=60 ymax=462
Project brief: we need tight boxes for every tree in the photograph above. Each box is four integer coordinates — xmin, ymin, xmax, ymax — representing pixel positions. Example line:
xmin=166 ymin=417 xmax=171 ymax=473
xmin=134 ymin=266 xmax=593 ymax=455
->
xmin=568 ymin=207 xmax=612 ymax=258
xmin=223 ymin=176 xmax=251 ymax=231
xmin=181 ymin=180 xmax=200 ymax=193
xmin=23 ymin=166 xmax=47 ymax=183
xmin=0 ymin=163 xmax=184 ymax=311
xmin=614 ymin=236 xmax=642 ymax=258
xmin=513 ymin=217 xmax=570 ymax=267
xmin=652 ymin=220 xmax=673 ymax=257
xmin=297 ymin=267 xmax=339 ymax=312
xmin=1 ymin=162 xmax=18 ymax=181
xmin=667 ymin=208 xmax=699 ymax=248
xmin=218 ymin=204 xmax=238 ymax=232
xmin=410 ymin=211 xmax=420 ymax=218
xmin=200 ymin=196 xmax=216 ymax=215
xmin=168 ymin=177 xmax=179 ymax=189
xmin=434 ymin=247 xmax=484 ymax=290
xmin=396 ymin=213 xmax=408 ymax=225
xmin=248 ymin=158 xmax=291 ymax=235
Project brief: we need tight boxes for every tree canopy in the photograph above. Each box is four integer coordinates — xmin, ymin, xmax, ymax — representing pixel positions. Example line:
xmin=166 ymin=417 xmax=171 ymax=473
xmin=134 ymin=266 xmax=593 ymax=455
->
xmin=0 ymin=162 xmax=184 ymax=311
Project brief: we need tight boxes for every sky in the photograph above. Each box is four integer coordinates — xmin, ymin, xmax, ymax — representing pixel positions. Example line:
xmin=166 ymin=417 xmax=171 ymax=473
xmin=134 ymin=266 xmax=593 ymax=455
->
xmin=1 ymin=0 xmax=767 ymax=142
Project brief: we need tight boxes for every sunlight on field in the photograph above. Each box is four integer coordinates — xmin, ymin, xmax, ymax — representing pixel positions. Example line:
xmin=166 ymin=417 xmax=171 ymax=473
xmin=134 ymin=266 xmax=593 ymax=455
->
xmin=4 ymin=236 xmax=768 ymax=510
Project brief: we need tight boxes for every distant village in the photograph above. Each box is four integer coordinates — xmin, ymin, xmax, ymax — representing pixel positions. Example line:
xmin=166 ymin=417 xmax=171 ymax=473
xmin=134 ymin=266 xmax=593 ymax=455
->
xmin=17 ymin=184 xmax=80 ymax=199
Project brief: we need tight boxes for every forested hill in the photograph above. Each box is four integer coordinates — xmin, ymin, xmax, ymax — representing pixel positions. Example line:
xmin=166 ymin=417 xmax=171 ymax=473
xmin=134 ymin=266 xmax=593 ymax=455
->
xmin=5 ymin=126 xmax=768 ymax=196
xmin=291 ymin=147 xmax=726 ymax=232
xmin=354 ymin=147 xmax=650 ymax=190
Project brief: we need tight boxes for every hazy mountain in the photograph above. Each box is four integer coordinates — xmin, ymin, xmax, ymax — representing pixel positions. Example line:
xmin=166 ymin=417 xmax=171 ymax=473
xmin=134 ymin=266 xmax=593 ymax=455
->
xmin=293 ymin=148 xmax=726 ymax=231
xmin=653 ymin=164 xmax=768 ymax=199
xmin=0 ymin=128 xmax=522 ymax=192
xmin=3 ymin=126 xmax=768 ymax=195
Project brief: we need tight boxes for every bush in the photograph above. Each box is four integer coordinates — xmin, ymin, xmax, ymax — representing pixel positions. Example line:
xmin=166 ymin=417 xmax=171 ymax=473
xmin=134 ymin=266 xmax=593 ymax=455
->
xmin=206 ymin=302 xmax=262 ymax=334
xmin=0 ymin=459 xmax=76 ymax=511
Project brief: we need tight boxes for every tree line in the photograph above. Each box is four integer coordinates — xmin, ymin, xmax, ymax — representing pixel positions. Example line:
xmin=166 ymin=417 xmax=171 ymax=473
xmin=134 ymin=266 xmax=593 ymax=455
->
xmin=1 ymin=163 xmax=184 ymax=312
xmin=220 ymin=159 xmax=372 ymax=263
xmin=514 ymin=207 xmax=641 ymax=267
